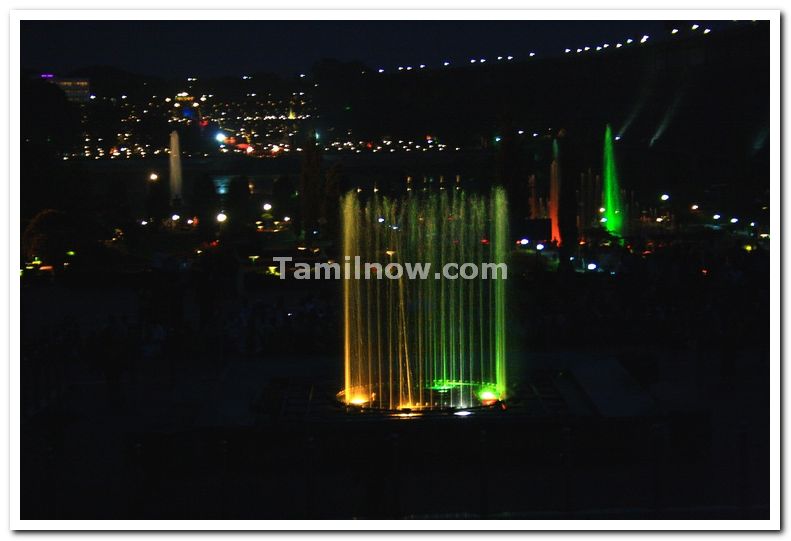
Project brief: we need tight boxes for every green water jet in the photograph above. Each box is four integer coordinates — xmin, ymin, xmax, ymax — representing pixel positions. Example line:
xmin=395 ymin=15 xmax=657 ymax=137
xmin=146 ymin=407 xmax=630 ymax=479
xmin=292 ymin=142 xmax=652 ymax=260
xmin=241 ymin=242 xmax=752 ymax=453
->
xmin=602 ymin=124 xmax=625 ymax=237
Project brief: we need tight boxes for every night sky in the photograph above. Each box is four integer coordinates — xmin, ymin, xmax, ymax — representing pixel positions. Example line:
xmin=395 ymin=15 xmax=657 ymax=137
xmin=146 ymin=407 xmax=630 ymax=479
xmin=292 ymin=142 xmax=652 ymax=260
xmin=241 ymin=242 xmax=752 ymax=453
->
xmin=21 ymin=19 xmax=731 ymax=78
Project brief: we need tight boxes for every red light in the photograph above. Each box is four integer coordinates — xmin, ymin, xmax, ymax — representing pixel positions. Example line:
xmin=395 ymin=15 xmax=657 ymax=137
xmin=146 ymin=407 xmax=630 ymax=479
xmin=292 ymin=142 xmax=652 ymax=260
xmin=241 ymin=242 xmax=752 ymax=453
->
xmin=481 ymin=238 xmax=489 ymax=245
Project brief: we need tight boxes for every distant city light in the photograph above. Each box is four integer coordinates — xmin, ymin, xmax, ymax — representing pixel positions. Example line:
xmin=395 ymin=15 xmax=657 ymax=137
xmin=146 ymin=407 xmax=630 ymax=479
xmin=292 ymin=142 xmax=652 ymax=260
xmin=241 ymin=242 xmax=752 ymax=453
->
xmin=529 ymin=52 xmax=536 ymax=57
xmin=215 ymin=132 xmax=226 ymax=143
xmin=713 ymin=214 xmax=721 ymax=220
xmin=284 ymin=216 xmax=291 ymax=222
xmin=89 ymin=94 xmax=96 ymax=100
xmin=443 ymin=61 xmax=450 ymax=66
xmin=378 ymin=68 xmax=384 ymax=73
xmin=171 ymin=214 xmax=180 ymax=221
xmin=616 ymin=43 xmax=622 ymax=48
xmin=672 ymin=28 xmax=679 ymax=34
xmin=263 ymin=203 xmax=273 ymax=211
xmin=587 ymin=263 xmax=597 ymax=271
xmin=656 ymin=217 xmax=664 ymax=223
xmin=149 ymin=173 xmax=158 ymax=181
xmin=730 ymin=217 xmax=739 ymax=223
xmin=536 ymin=243 xmax=545 ymax=251
xmin=691 ymin=204 xmax=699 ymax=210
xmin=641 ymin=35 xmax=649 ymax=43
xmin=506 ymin=56 xmax=514 ymax=60
xmin=454 ymin=411 xmax=472 ymax=417
xmin=614 ymin=135 xmax=621 ymax=141
xmin=141 ymin=220 xmax=148 ymax=226
xmin=691 ymin=24 xmax=700 ymax=30
xmin=626 ymin=38 xmax=633 ymax=44
xmin=519 ymin=238 xmax=529 ymax=245
xmin=216 ymin=212 xmax=227 ymax=223
xmin=704 ymin=28 xmax=711 ymax=34
xmin=419 ymin=64 xmax=426 ymax=69
xmin=565 ymin=49 xmax=571 ymax=53
xmin=660 ymin=194 xmax=670 ymax=201
xmin=378 ymin=217 xmax=385 ymax=223
xmin=599 ymin=207 xmax=606 ymax=213
xmin=750 ymin=222 xmax=756 ymax=227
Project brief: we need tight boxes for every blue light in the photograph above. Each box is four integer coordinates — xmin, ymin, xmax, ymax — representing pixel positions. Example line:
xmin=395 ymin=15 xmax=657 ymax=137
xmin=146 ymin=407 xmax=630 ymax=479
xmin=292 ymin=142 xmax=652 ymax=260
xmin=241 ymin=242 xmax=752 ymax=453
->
xmin=215 ymin=132 xmax=226 ymax=143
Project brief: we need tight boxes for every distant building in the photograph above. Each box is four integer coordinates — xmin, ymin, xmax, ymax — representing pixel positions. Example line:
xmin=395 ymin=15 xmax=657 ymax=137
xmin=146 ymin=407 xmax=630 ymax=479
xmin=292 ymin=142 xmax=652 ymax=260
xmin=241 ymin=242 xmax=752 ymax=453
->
xmin=39 ymin=73 xmax=91 ymax=103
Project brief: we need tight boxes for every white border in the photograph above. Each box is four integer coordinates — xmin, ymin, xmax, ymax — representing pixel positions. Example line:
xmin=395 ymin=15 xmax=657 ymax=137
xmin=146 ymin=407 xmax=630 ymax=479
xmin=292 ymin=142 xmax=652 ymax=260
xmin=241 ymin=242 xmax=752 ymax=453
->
xmin=8 ymin=8 xmax=781 ymax=531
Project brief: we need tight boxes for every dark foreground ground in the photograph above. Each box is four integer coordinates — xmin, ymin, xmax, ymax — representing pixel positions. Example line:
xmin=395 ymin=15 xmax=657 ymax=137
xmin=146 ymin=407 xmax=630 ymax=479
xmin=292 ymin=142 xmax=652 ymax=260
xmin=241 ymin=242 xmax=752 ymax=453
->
xmin=20 ymin=267 xmax=768 ymax=520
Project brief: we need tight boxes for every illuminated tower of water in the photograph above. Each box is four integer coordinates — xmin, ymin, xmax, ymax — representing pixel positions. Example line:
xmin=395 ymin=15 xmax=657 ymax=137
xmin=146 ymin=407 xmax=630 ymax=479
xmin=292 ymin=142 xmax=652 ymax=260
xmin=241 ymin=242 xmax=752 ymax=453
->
xmin=341 ymin=187 xmax=509 ymax=411
xmin=602 ymin=124 xmax=624 ymax=236
xmin=548 ymin=139 xmax=562 ymax=244
xmin=169 ymin=130 xmax=183 ymax=204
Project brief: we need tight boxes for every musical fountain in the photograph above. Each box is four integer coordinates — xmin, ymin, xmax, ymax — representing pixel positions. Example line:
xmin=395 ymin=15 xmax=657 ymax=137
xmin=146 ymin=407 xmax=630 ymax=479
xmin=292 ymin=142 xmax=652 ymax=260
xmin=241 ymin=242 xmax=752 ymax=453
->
xmin=339 ymin=187 xmax=509 ymax=412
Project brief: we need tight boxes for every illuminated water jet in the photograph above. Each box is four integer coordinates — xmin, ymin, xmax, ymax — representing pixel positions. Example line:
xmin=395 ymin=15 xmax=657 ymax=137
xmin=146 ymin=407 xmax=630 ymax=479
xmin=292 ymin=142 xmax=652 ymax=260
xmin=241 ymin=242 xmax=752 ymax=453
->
xmin=602 ymin=124 xmax=625 ymax=237
xmin=169 ymin=130 xmax=183 ymax=205
xmin=340 ymin=187 xmax=509 ymax=411
xmin=548 ymin=139 xmax=562 ymax=245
